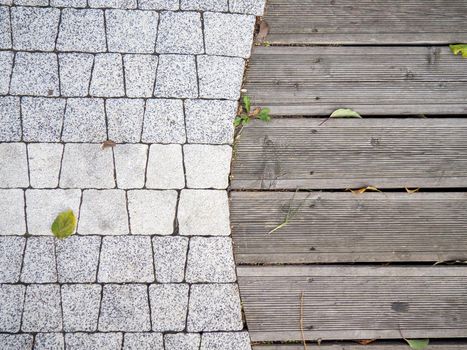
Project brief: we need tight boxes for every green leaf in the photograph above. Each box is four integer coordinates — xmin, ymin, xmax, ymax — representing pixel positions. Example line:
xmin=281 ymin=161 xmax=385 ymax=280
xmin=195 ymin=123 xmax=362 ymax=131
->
xmin=51 ymin=209 xmax=76 ymax=239
xmin=405 ymin=339 xmax=429 ymax=350
xmin=234 ymin=116 xmax=242 ymax=127
xmin=330 ymin=108 xmax=362 ymax=118
xmin=450 ymin=44 xmax=467 ymax=58
xmin=241 ymin=116 xmax=250 ymax=125
xmin=243 ymin=95 xmax=251 ymax=113
xmin=259 ymin=108 xmax=271 ymax=122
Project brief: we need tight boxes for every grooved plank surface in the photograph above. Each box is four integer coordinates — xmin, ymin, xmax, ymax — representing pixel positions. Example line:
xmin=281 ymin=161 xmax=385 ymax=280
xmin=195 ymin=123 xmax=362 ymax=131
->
xmin=263 ymin=0 xmax=467 ymax=44
xmin=230 ymin=192 xmax=467 ymax=264
xmin=230 ymin=118 xmax=467 ymax=189
xmin=245 ymin=47 xmax=467 ymax=116
xmin=238 ymin=266 xmax=467 ymax=342
xmin=252 ymin=342 xmax=467 ymax=350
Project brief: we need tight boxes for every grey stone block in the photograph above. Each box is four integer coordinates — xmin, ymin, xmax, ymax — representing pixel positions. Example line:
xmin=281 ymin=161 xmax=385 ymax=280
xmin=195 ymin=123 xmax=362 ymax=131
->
xmin=188 ymin=284 xmax=243 ymax=332
xmin=181 ymin=0 xmax=228 ymax=11
xmin=14 ymin=0 xmax=48 ymax=4
xmin=165 ymin=333 xmax=201 ymax=350
xmin=107 ymin=10 xmax=158 ymax=53
xmin=26 ymin=189 xmax=81 ymax=235
xmin=184 ymin=144 xmax=232 ymax=189
xmin=149 ymin=284 xmax=189 ymax=332
xmin=60 ymin=144 xmax=115 ymax=188
xmin=0 ymin=7 xmax=11 ymax=49
xmin=139 ymin=0 xmax=178 ymax=10
xmin=178 ymin=190 xmax=231 ymax=236
xmin=28 ymin=143 xmax=63 ymax=188
xmin=22 ymin=284 xmax=62 ymax=332
xmin=10 ymin=52 xmax=59 ymax=96
xmin=123 ymin=333 xmax=164 ymax=350
xmin=114 ymin=144 xmax=147 ymax=188
xmin=185 ymin=99 xmax=237 ymax=144
xmin=0 ymin=143 xmax=28 ymax=188
xmin=198 ymin=55 xmax=245 ymax=99
xmin=90 ymin=54 xmax=125 ymax=97
xmin=34 ymin=333 xmax=65 ymax=350
xmin=99 ymin=284 xmax=151 ymax=331
xmin=22 ymin=97 xmax=65 ymax=142
xmin=66 ymin=333 xmax=123 ymax=350
xmin=11 ymin=6 xmax=60 ymax=51
xmin=51 ymin=0 xmax=87 ymax=7
xmin=79 ymin=189 xmax=129 ymax=235
xmin=0 ymin=51 xmax=13 ymax=95
xmin=142 ymin=99 xmax=186 ymax=143
xmin=107 ymin=98 xmax=145 ymax=142
xmin=230 ymin=0 xmax=266 ymax=15
xmin=154 ymin=55 xmax=198 ymax=98
xmin=204 ymin=12 xmax=256 ymax=58
xmin=56 ymin=236 xmax=101 ymax=282
xmin=186 ymin=237 xmax=236 ymax=283
xmin=59 ymin=53 xmax=94 ymax=97
xmin=201 ymin=332 xmax=252 ymax=350
xmin=0 ymin=334 xmax=32 ymax=350
xmin=124 ymin=55 xmax=158 ymax=97
xmin=0 ymin=284 xmax=25 ymax=332
xmin=0 ymin=189 xmax=26 ymax=235
xmin=57 ymin=8 xmax=106 ymax=52
xmin=156 ymin=11 xmax=203 ymax=54
xmin=62 ymin=284 xmax=102 ymax=331
xmin=89 ymin=0 xmax=137 ymax=8
xmin=153 ymin=236 xmax=188 ymax=282
xmin=21 ymin=237 xmax=57 ymax=282
xmin=98 ymin=236 xmax=154 ymax=282
xmin=0 ymin=236 xmax=25 ymax=282
xmin=127 ymin=190 xmax=177 ymax=235
xmin=146 ymin=144 xmax=185 ymax=189
xmin=0 ymin=96 xmax=21 ymax=141
xmin=62 ymin=98 xmax=107 ymax=142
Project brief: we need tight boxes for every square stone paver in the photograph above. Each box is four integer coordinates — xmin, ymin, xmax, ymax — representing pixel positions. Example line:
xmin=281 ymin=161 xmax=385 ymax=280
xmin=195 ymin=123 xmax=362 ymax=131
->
xmin=66 ymin=333 xmax=123 ymax=350
xmin=201 ymin=332 xmax=252 ymax=350
xmin=139 ymin=0 xmax=178 ymax=10
xmin=56 ymin=236 xmax=101 ymax=282
xmin=0 ymin=7 xmax=11 ymax=49
xmin=124 ymin=55 xmax=158 ymax=97
xmin=89 ymin=0 xmax=137 ymax=8
xmin=0 ymin=284 xmax=25 ymax=332
xmin=107 ymin=9 xmax=158 ymax=53
xmin=146 ymin=144 xmax=185 ymax=189
xmin=123 ymin=333 xmax=163 ymax=350
xmin=127 ymin=190 xmax=177 ymax=235
xmin=98 ymin=236 xmax=155 ymax=282
xmin=0 ymin=143 xmax=29 ymax=188
xmin=187 ymin=284 xmax=243 ymax=332
xmin=142 ymin=99 xmax=186 ymax=143
xmin=90 ymin=54 xmax=125 ymax=97
xmin=22 ymin=97 xmax=66 ymax=142
xmin=156 ymin=11 xmax=203 ymax=54
xmin=0 ymin=236 xmax=25 ymax=282
xmin=230 ymin=0 xmax=266 ymax=15
xmin=99 ymin=284 xmax=151 ymax=331
xmin=34 ymin=333 xmax=64 ymax=350
xmin=153 ymin=236 xmax=188 ymax=282
xmin=154 ymin=55 xmax=198 ymax=98
xmin=28 ymin=143 xmax=63 ymax=188
xmin=0 ymin=335 xmax=33 ymax=350
xmin=62 ymin=284 xmax=102 ymax=331
xmin=79 ymin=189 xmax=129 ymax=235
xmin=0 ymin=51 xmax=13 ymax=95
xmin=114 ymin=144 xmax=147 ymax=188
xmin=22 ymin=284 xmax=62 ymax=332
xmin=21 ymin=236 xmax=57 ymax=283
xmin=26 ymin=189 xmax=81 ymax=235
xmin=59 ymin=53 xmax=94 ymax=96
xmin=149 ymin=283 xmax=189 ymax=332
xmin=62 ymin=98 xmax=107 ymax=142
xmin=180 ymin=0 xmax=228 ymax=11
xmin=165 ymin=333 xmax=201 ymax=350
xmin=107 ymin=98 xmax=145 ymax=142
xmin=0 ymin=189 xmax=26 ymax=235
xmin=184 ymin=144 xmax=232 ymax=189
xmin=0 ymin=96 xmax=21 ymax=141
xmin=178 ymin=190 xmax=231 ymax=236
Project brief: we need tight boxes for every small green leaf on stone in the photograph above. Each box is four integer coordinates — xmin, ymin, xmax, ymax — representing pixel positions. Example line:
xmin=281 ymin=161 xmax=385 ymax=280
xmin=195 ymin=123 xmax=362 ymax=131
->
xmin=243 ymin=95 xmax=251 ymax=113
xmin=449 ymin=44 xmax=467 ymax=58
xmin=330 ymin=108 xmax=362 ymax=118
xmin=405 ymin=339 xmax=429 ymax=350
xmin=51 ymin=209 xmax=76 ymax=239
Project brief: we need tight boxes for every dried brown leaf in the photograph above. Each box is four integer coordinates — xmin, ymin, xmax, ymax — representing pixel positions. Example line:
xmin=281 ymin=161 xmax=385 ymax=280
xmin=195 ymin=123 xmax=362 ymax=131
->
xmin=357 ymin=339 xmax=376 ymax=345
xmin=405 ymin=187 xmax=420 ymax=194
xmin=347 ymin=186 xmax=381 ymax=194
xmin=256 ymin=20 xmax=269 ymax=42
xmin=249 ymin=107 xmax=261 ymax=117
xmin=101 ymin=140 xmax=116 ymax=149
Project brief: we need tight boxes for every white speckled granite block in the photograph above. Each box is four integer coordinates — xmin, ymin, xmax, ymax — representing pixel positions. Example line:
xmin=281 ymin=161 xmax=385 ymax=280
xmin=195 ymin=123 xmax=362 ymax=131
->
xmin=59 ymin=53 xmax=94 ymax=97
xmin=154 ymin=55 xmax=198 ymax=98
xmin=22 ymin=97 xmax=65 ymax=142
xmin=107 ymin=98 xmax=145 ymax=142
xmin=62 ymin=284 xmax=102 ymax=331
xmin=62 ymin=98 xmax=107 ymax=142
xmin=114 ymin=144 xmax=148 ymax=188
xmin=124 ymin=55 xmax=158 ymax=98
xmin=90 ymin=54 xmax=125 ymax=97
xmin=0 ymin=189 xmax=26 ymax=235
xmin=146 ymin=144 xmax=185 ymax=189
xmin=149 ymin=284 xmax=189 ymax=332
xmin=22 ymin=284 xmax=63 ymax=332
xmin=0 ymin=284 xmax=25 ymax=332
xmin=0 ymin=96 xmax=21 ymax=141
xmin=0 ymin=143 xmax=28 ymax=188
xmin=28 ymin=143 xmax=63 ymax=188
xmin=142 ymin=99 xmax=186 ymax=143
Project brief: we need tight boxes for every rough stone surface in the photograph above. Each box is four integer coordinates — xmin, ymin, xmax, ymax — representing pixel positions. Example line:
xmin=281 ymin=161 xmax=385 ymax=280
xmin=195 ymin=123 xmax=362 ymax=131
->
xmin=157 ymin=11 xmax=203 ymax=54
xmin=124 ymin=55 xmax=158 ymax=97
xmin=28 ymin=143 xmax=63 ymax=188
xmin=127 ymin=190 xmax=177 ymax=235
xmin=123 ymin=333 xmax=164 ymax=350
xmin=155 ymin=55 xmax=198 ymax=98
xmin=149 ymin=284 xmax=189 ymax=332
xmin=56 ymin=236 xmax=101 ymax=282
xmin=26 ymin=189 xmax=81 ymax=235
xmin=165 ymin=333 xmax=201 ymax=350
xmin=98 ymin=236 xmax=155 ymax=282
xmin=22 ymin=284 xmax=62 ymax=332
xmin=90 ymin=54 xmax=125 ymax=97
xmin=188 ymin=284 xmax=243 ymax=332
xmin=153 ymin=236 xmax=188 ymax=282
xmin=178 ymin=190 xmax=231 ymax=236
xmin=14 ymin=0 xmax=48 ymax=5
xmin=99 ymin=284 xmax=151 ymax=331
xmin=0 ymin=143 xmax=29 ymax=188
xmin=0 ymin=51 xmax=13 ymax=95
xmin=62 ymin=284 xmax=102 ymax=331
xmin=51 ymin=0 xmax=87 ymax=7
xmin=139 ymin=0 xmax=178 ymax=10
xmin=0 ymin=6 xmax=12 ymax=49
xmin=0 ymin=189 xmax=26 ymax=235
xmin=230 ymin=0 xmax=266 ymax=15
xmin=204 ymin=12 xmax=256 ymax=58
xmin=89 ymin=0 xmax=137 ymax=8
xmin=0 ymin=236 xmax=25 ymax=282
xmin=201 ymin=332 xmax=252 ymax=350
xmin=107 ymin=98 xmax=145 ymax=142
xmin=184 ymin=144 xmax=232 ymax=189
xmin=0 ymin=284 xmax=25 ymax=332
xmin=0 ymin=334 xmax=33 ymax=350
xmin=62 ymin=98 xmax=107 ymax=142
xmin=66 ymin=333 xmax=123 ymax=350
xmin=79 ymin=190 xmax=129 ymax=235
xmin=114 ymin=144 xmax=148 ymax=188
xmin=21 ymin=237 xmax=57 ymax=282
xmin=181 ymin=0 xmax=228 ymax=11
xmin=185 ymin=99 xmax=237 ymax=144
xmin=142 ymin=99 xmax=186 ymax=143
xmin=146 ymin=144 xmax=185 ymax=189
xmin=34 ymin=333 xmax=65 ymax=350
xmin=22 ymin=97 xmax=65 ymax=142
xmin=59 ymin=53 xmax=94 ymax=97
xmin=0 ymin=97 xmax=21 ymax=141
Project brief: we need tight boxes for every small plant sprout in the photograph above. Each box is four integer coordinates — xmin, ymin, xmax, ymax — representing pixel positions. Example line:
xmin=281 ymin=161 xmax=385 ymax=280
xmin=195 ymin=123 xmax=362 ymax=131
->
xmin=234 ymin=95 xmax=271 ymax=127
xmin=268 ymin=190 xmax=310 ymax=234
xmin=51 ymin=209 xmax=77 ymax=239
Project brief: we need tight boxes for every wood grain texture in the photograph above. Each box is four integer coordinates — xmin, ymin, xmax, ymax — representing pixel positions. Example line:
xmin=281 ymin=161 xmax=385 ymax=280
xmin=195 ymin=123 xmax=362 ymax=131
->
xmin=230 ymin=192 xmax=467 ymax=263
xmin=230 ymin=118 xmax=467 ymax=189
xmin=263 ymin=0 xmax=467 ymax=44
xmin=252 ymin=341 xmax=467 ymax=350
xmin=238 ymin=266 xmax=467 ymax=342
xmin=245 ymin=47 xmax=467 ymax=116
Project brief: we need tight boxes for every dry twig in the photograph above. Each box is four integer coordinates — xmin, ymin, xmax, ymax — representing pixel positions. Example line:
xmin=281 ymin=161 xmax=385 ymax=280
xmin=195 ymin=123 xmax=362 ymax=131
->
xmin=300 ymin=291 xmax=308 ymax=350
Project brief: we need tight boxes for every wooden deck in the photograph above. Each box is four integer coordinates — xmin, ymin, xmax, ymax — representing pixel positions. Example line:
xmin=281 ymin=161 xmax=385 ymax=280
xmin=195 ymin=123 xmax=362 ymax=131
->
xmin=232 ymin=0 xmax=467 ymax=348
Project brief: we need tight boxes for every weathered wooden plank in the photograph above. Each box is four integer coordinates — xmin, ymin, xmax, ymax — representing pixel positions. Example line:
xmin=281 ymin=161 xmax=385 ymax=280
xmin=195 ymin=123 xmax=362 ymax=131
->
xmin=237 ymin=266 xmax=467 ymax=342
xmin=230 ymin=118 xmax=467 ymax=189
xmin=263 ymin=0 xmax=467 ymax=44
xmin=230 ymin=192 xmax=467 ymax=264
xmin=252 ymin=341 xmax=467 ymax=350
xmin=245 ymin=47 xmax=467 ymax=115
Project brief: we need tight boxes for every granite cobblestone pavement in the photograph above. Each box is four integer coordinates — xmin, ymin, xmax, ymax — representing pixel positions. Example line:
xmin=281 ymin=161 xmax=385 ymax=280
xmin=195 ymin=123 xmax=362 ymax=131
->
xmin=0 ymin=0 xmax=266 ymax=348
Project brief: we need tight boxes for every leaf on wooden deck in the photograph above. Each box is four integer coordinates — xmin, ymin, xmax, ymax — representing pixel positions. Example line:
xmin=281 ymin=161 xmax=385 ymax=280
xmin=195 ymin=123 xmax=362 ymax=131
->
xmin=101 ymin=140 xmax=116 ymax=149
xmin=330 ymin=108 xmax=362 ymax=118
xmin=347 ymin=186 xmax=381 ymax=194
xmin=405 ymin=339 xmax=429 ymax=350
xmin=243 ymin=95 xmax=251 ymax=113
xmin=450 ymin=44 xmax=467 ymax=58
xmin=357 ymin=339 xmax=376 ymax=345
xmin=51 ymin=209 xmax=76 ymax=239
xmin=406 ymin=188 xmax=420 ymax=194
xmin=256 ymin=20 xmax=269 ymax=43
